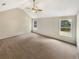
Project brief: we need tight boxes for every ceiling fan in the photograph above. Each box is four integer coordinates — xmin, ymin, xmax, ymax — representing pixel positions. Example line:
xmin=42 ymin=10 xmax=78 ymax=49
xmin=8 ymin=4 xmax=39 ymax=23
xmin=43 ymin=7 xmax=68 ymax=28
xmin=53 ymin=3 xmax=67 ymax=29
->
xmin=26 ymin=0 xmax=43 ymax=13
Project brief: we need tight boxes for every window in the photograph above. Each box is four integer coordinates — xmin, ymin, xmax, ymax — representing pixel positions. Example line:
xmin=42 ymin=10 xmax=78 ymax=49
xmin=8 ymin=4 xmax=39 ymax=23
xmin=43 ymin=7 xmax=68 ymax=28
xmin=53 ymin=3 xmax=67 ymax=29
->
xmin=59 ymin=19 xmax=72 ymax=37
xmin=34 ymin=21 xmax=37 ymax=28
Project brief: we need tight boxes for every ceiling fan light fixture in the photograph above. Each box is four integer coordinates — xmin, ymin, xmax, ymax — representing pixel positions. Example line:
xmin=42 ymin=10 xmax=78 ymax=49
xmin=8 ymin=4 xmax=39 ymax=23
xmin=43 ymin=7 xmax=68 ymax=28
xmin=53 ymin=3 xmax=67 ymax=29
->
xmin=32 ymin=5 xmax=43 ymax=13
xmin=26 ymin=0 xmax=43 ymax=13
xmin=32 ymin=6 xmax=38 ymax=13
xmin=32 ymin=9 xmax=37 ymax=13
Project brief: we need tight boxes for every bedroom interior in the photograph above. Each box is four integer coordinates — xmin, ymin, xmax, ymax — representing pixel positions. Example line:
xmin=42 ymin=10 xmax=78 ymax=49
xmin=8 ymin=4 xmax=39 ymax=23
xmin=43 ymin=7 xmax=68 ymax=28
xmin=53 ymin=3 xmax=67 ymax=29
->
xmin=0 ymin=0 xmax=78 ymax=59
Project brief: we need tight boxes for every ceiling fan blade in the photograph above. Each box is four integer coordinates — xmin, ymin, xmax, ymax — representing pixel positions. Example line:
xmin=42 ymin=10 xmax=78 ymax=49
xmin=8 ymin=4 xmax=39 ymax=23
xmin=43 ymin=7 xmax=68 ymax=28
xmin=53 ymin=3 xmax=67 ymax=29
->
xmin=37 ymin=9 xmax=43 ymax=11
xmin=26 ymin=7 xmax=31 ymax=9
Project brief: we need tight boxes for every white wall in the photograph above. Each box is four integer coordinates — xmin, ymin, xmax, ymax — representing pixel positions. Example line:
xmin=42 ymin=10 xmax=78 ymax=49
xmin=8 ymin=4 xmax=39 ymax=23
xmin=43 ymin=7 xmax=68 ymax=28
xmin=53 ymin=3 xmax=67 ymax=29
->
xmin=33 ymin=15 xmax=76 ymax=44
xmin=0 ymin=8 xmax=31 ymax=39
xmin=77 ymin=14 xmax=79 ymax=49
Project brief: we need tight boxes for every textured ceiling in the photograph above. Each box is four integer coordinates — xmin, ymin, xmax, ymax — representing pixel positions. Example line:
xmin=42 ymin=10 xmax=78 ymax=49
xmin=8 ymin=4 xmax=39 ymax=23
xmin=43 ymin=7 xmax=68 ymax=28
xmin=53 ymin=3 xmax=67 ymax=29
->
xmin=0 ymin=0 xmax=79 ymax=18
xmin=21 ymin=0 xmax=79 ymax=18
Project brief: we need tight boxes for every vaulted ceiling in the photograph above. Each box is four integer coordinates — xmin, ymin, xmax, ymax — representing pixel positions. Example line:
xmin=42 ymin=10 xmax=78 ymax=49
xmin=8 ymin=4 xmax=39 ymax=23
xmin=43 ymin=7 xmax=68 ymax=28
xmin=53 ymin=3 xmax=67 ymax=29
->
xmin=0 ymin=0 xmax=79 ymax=18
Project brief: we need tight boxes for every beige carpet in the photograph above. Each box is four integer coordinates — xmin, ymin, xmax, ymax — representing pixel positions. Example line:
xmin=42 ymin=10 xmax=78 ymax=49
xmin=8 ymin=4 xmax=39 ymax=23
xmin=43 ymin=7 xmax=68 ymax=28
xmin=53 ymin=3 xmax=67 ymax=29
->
xmin=0 ymin=33 xmax=78 ymax=59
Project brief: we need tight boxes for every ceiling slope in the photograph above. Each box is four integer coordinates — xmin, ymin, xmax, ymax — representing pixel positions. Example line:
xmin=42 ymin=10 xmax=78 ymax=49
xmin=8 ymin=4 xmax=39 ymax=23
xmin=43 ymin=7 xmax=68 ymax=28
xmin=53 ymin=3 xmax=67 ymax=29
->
xmin=0 ymin=0 xmax=79 ymax=18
